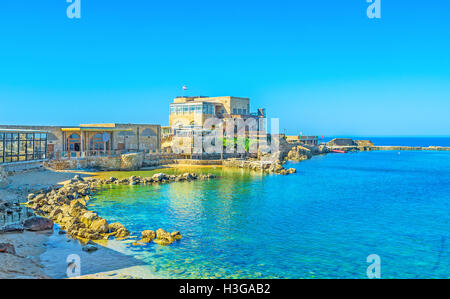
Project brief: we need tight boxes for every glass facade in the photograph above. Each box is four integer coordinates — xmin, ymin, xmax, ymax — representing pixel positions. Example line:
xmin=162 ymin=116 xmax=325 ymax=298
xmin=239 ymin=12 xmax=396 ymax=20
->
xmin=0 ymin=131 xmax=47 ymax=164
xmin=170 ymin=103 xmax=216 ymax=115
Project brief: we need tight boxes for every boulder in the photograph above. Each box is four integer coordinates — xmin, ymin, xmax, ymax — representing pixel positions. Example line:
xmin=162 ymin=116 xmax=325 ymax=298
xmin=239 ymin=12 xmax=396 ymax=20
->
xmin=90 ymin=218 xmax=109 ymax=234
xmin=153 ymin=228 xmax=181 ymax=246
xmin=152 ymin=173 xmax=165 ymax=182
xmin=79 ymin=211 xmax=98 ymax=227
xmin=115 ymin=228 xmax=130 ymax=239
xmin=23 ymin=216 xmax=54 ymax=231
xmin=0 ymin=223 xmax=24 ymax=233
xmin=70 ymin=199 xmax=85 ymax=210
xmin=82 ymin=244 xmax=98 ymax=252
xmin=74 ymin=175 xmax=84 ymax=181
xmin=109 ymin=222 xmax=126 ymax=233
xmin=49 ymin=208 xmax=63 ymax=220
xmin=140 ymin=230 xmax=156 ymax=242
xmin=171 ymin=231 xmax=182 ymax=241
xmin=287 ymin=168 xmax=297 ymax=174
xmin=109 ymin=222 xmax=129 ymax=239
xmin=0 ymin=243 xmax=16 ymax=255
xmin=286 ymin=146 xmax=312 ymax=162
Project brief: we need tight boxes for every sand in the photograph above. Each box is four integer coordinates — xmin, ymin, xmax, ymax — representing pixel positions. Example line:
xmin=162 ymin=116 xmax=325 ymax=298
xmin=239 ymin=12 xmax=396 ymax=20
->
xmin=0 ymin=169 xmax=91 ymax=279
xmin=0 ymin=168 xmax=160 ymax=279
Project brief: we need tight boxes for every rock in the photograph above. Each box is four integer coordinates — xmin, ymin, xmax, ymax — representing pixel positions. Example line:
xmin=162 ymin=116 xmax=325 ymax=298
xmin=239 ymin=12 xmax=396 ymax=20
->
xmin=79 ymin=211 xmax=98 ymax=227
xmin=153 ymin=228 xmax=181 ymax=246
xmin=73 ymin=175 xmax=84 ymax=182
xmin=287 ymin=168 xmax=297 ymax=174
xmin=152 ymin=173 xmax=165 ymax=182
xmin=82 ymin=244 xmax=98 ymax=252
xmin=70 ymin=199 xmax=85 ymax=210
xmin=171 ymin=231 xmax=182 ymax=241
xmin=23 ymin=216 xmax=54 ymax=231
xmin=156 ymin=228 xmax=172 ymax=240
xmin=140 ymin=230 xmax=156 ymax=242
xmin=120 ymin=153 xmax=144 ymax=171
xmin=49 ymin=208 xmax=63 ymax=220
xmin=0 ymin=243 xmax=16 ymax=255
xmin=0 ymin=223 xmax=24 ymax=233
xmin=90 ymin=218 xmax=109 ymax=234
xmin=153 ymin=238 xmax=174 ymax=246
xmin=109 ymin=222 xmax=126 ymax=233
xmin=115 ymin=228 xmax=130 ymax=239
xmin=109 ymin=222 xmax=129 ymax=239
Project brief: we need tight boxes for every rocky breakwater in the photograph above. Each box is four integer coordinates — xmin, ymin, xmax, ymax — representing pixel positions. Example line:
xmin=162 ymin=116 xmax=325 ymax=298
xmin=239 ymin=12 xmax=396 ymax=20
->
xmin=285 ymin=144 xmax=329 ymax=162
xmin=286 ymin=145 xmax=313 ymax=162
xmin=24 ymin=173 xmax=217 ymax=246
xmin=223 ymin=158 xmax=296 ymax=175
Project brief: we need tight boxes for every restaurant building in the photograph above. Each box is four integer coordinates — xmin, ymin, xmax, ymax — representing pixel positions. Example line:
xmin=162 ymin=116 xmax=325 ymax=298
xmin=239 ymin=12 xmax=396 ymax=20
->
xmin=0 ymin=124 xmax=160 ymax=161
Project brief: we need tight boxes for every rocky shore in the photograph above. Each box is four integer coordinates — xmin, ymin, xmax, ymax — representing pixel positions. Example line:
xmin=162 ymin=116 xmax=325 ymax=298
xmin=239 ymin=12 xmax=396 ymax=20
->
xmin=223 ymin=158 xmax=297 ymax=175
xmin=23 ymin=172 xmax=217 ymax=247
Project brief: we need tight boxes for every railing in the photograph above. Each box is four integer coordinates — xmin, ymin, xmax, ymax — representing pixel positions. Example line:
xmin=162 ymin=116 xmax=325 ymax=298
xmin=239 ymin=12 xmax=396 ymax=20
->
xmin=47 ymin=151 xmax=256 ymax=161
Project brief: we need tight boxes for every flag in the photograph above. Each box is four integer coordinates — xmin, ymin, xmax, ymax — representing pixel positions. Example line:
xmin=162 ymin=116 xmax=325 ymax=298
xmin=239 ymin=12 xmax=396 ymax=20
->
xmin=182 ymin=85 xmax=188 ymax=91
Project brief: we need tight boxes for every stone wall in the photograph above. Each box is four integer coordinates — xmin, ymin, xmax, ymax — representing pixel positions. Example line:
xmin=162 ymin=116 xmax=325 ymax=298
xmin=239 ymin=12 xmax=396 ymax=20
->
xmin=114 ymin=124 xmax=160 ymax=152
xmin=45 ymin=153 xmax=146 ymax=171
xmin=0 ymin=166 xmax=8 ymax=187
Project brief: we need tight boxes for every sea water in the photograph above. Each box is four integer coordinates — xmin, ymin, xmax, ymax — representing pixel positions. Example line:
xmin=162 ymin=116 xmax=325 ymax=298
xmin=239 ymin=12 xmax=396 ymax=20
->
xmin=88 ymin=150 xmax=450 ymax=278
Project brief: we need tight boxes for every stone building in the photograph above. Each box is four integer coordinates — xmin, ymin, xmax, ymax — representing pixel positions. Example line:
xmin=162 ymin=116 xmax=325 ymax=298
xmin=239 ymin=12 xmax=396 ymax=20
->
xmin=169 ymin=96 xmax=266 ymax=130
xmin=168 ymin=96 xmax=267 ymax=154
xmin=0 ymin=123 xmax=160 ymax=160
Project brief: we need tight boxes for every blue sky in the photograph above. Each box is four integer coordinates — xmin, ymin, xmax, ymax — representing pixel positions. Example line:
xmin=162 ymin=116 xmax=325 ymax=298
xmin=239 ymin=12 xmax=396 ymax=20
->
xmin=0 ymin=0 xmax=449 ymax=136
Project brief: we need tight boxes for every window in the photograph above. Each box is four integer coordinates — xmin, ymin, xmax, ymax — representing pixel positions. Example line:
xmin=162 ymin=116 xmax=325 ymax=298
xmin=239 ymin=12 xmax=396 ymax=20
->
xmin=0 ymin=133 xmax=3 ymax=163
xmin=238 ymin=109 xmax=242 ymax=115
xmin=0 ymin=131 xmax=47 ymax=164
xmin=233 ymin=108 xmax=237 ymax=114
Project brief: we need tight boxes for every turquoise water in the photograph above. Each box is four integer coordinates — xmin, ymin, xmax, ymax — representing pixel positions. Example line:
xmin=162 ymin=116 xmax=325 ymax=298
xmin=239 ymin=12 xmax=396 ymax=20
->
xmin=89 ymin=151 xmax=450 ymax=278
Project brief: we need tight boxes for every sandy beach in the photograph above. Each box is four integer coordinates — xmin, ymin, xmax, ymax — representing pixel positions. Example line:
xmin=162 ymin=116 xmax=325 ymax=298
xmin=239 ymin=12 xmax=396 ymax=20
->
xmin=0 ymin=169 xmax=93 ymax=278
xmin=0 ymin=168 xmax=167 ymax=279
xmin=0 ymin=169 xmax=87 ymax=278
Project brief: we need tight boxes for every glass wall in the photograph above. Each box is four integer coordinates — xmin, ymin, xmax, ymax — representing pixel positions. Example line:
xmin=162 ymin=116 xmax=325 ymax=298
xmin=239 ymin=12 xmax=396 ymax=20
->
xmin=170 ymin=103 xmax=215 ymax=115
xmin=0 ymin=131 xmax=47 ymax=163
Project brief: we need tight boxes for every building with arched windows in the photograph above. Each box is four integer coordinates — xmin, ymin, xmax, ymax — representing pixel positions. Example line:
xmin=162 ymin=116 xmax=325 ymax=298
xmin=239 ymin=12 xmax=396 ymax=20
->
xmin=0 ymin=123 xmax=161 ymax=161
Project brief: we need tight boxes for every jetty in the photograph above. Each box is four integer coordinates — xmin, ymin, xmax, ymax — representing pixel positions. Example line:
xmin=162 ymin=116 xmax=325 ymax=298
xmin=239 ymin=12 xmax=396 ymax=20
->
xmin=326 ymin=138 xmax=450 ymax=152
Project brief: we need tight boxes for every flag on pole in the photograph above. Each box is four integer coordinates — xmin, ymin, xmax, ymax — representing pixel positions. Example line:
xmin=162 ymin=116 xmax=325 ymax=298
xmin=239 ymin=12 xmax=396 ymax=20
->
xmin=182 ymin=85 xmax=188 ymax=91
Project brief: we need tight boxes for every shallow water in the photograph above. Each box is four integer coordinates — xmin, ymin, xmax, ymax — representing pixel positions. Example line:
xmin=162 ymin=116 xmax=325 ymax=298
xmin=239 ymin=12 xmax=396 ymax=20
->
xmin=89 ymin=151 xmax=450 ymax=278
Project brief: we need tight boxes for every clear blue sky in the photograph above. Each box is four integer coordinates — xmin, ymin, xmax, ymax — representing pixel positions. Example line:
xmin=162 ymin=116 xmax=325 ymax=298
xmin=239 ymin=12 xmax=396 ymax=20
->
xmin=0 ymin=0 xmax=449 ymax=136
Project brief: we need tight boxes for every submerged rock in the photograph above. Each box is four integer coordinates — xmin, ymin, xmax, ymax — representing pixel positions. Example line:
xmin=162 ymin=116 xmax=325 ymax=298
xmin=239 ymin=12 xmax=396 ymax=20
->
xmin=109 ymin=222 xmax=129 ymax=239
xmin=140 ymin=230 xmax=156 ymax=243
xmin=153 ymin=228 xmax=182 ymax=246
xmin=82 ymin=244 xmax=98 ymax=252
xmin=0 ymin=243 xmax=16 ymax=255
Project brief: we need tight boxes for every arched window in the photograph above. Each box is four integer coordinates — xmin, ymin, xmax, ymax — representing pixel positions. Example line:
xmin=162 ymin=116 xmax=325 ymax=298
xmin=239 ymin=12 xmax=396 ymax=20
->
xmin=67 ymin=133 xmax=81 ymax=152
xmin=90 ymin=133 xmax=107 ymax=151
